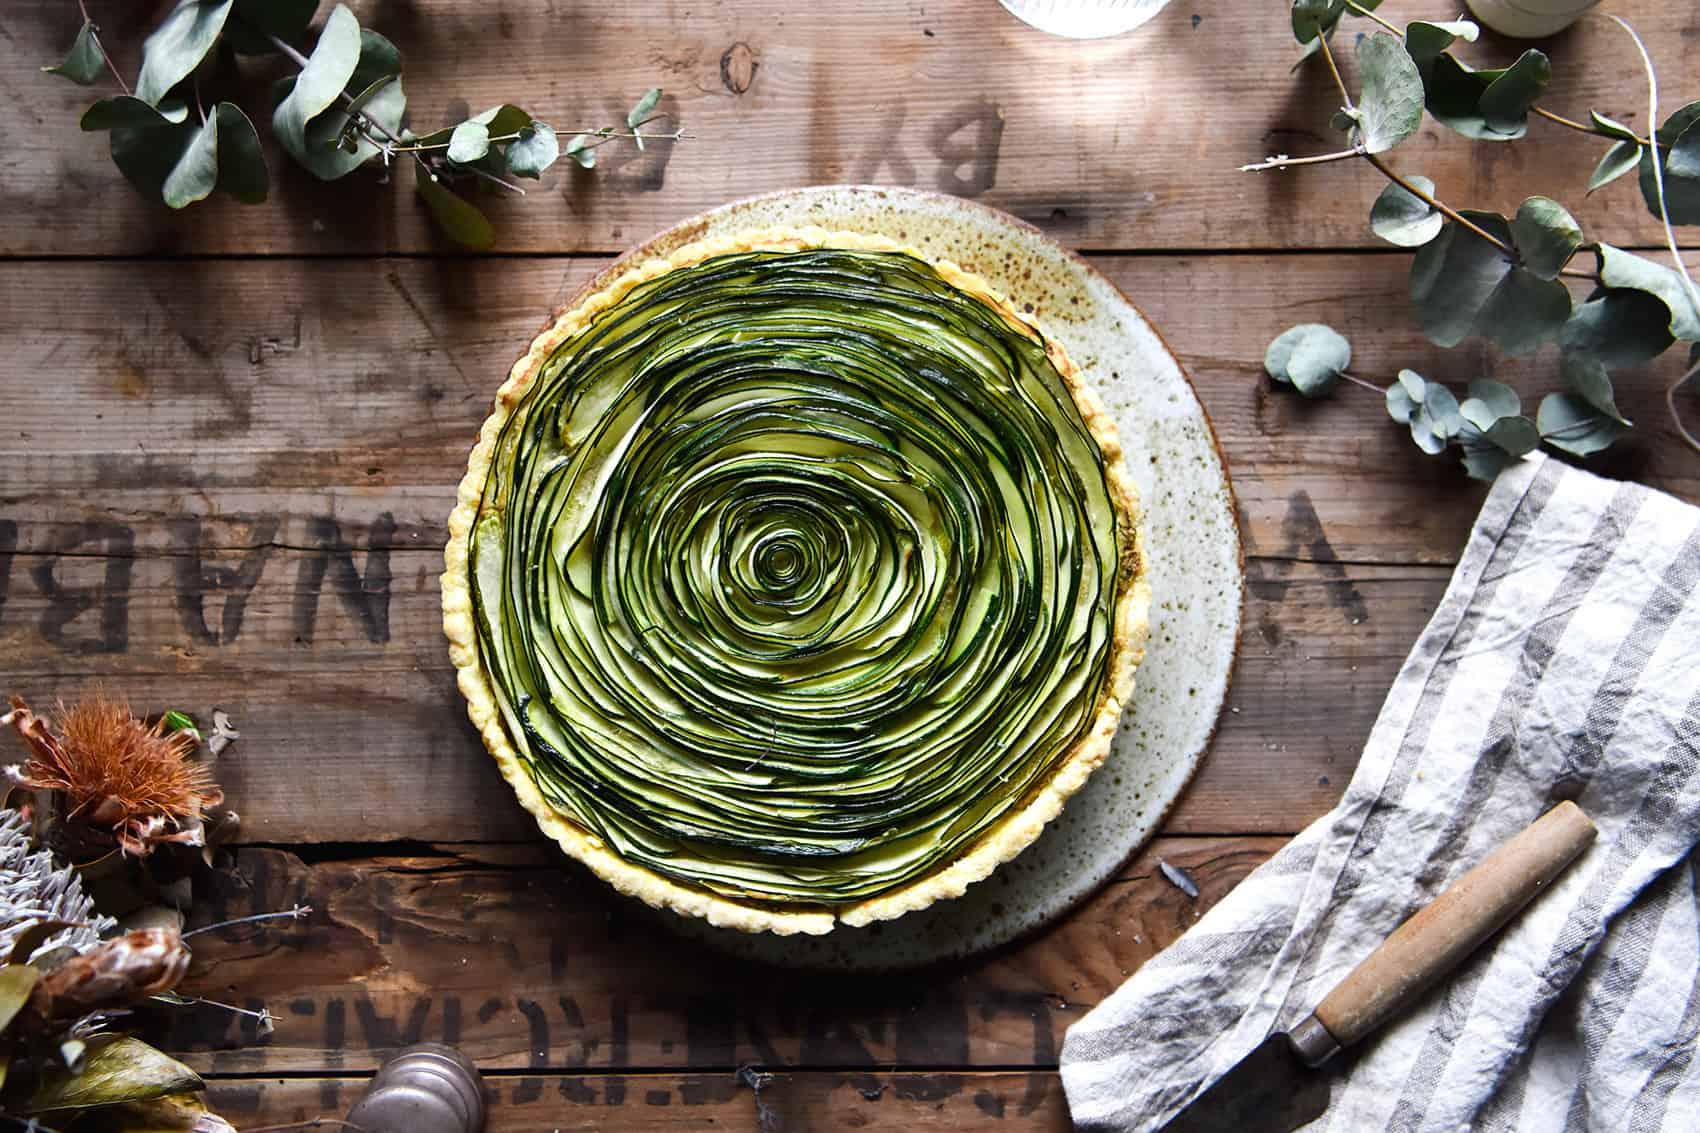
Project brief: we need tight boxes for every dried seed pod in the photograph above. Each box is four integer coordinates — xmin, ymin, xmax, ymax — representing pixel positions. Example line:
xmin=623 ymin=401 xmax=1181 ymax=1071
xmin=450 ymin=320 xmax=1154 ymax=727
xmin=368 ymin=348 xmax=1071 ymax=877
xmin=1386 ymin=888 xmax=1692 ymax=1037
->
xmin=30 ymin=927 xmax=190 ymax=1020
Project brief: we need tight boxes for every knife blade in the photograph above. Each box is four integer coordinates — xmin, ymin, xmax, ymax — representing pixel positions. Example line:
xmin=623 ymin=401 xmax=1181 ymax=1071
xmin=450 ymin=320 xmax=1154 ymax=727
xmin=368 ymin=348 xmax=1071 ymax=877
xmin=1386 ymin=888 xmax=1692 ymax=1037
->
xmin=1160 ymin=800 xmax=1598 ymax=1133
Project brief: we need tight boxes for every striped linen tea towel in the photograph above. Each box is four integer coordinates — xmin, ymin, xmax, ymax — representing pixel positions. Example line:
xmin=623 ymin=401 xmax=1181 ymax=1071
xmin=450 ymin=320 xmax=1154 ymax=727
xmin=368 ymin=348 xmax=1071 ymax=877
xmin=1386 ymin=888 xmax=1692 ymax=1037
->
xmin=1061 ymin=453 xmax=1700 ymax=1132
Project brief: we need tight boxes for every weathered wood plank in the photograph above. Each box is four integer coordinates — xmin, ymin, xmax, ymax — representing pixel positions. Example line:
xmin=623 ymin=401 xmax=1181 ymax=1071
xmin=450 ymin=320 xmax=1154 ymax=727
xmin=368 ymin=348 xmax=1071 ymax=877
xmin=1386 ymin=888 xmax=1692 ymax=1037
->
xmin=3 ymin=255 xmax=1695 ymax=565
xmin=1 ymin=1 xmax=1693 ymax=255
xmin=149 ymin=835 xmax=1281 ymax=1075
xmin=7 ymin=250 xmax=1692 ymax=840
xmin=0 ymin=537 xmax=1442 ymax=839
xmin=207 ymin=1071 xmax=1070 ymax=1131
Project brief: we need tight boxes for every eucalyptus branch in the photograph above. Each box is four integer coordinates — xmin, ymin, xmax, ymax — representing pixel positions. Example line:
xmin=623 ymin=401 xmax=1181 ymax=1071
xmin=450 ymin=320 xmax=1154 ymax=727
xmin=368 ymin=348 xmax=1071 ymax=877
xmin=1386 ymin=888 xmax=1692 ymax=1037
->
xmin=1362 ymin=152 xmax=1511 ymax=252
xmin=1612 ymin=15 xmax=1700 ymax=456
xmin=1337 ymin=370 xmax=1383 ymax=393
xmin=1316 ymin=34 xmax=1354 ymax=112
xmin=1239 ymin=147 xmax=1363 ymax=172
xmin=1343 ymin=0 xmax=1401 ymax=35
xmin=1531 ymin=104 xmax=1657 ymax=148
xmin=74 ymin=0 xmax=128 ymax=95
xmin=182 ymin=904 xmax=311 ymax=938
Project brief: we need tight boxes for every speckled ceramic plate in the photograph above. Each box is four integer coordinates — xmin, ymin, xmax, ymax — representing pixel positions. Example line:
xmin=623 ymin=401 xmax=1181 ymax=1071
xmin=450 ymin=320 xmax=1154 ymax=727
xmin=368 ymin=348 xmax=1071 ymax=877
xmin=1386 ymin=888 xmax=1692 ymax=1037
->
xmin=576 ymin=186 xmax=1242 ymax=969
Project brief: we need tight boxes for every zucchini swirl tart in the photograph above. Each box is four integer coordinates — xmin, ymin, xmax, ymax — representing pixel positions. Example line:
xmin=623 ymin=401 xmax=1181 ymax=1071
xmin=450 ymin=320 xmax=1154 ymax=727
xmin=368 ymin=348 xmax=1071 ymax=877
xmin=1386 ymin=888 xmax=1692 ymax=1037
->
xmin=443 ymin=228 xmax=1149 ymax=934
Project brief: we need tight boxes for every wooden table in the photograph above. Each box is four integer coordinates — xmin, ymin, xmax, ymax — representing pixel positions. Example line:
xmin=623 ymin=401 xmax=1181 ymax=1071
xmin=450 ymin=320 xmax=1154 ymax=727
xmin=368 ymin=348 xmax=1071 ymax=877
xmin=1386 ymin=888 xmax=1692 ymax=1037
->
xmin=2 ymin=2 xmax=1696 ymax=1128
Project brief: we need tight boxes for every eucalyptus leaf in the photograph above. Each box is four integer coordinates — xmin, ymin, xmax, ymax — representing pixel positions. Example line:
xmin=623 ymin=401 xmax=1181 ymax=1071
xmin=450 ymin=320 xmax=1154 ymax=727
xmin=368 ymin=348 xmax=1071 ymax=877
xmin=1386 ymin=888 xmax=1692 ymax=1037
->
xmin=1424 ymin=52 xmax=1545 ymax=141
xmin=1589 ymin=110 xmax=1639 ymax=142
xmin=1482 ymin=414 xmax=1540 ymax=456
xmin=1405 ymin=18 xmax=1478 ymax=73
xmin=214 ymin=103 xmax=267 ymax=204
xmin=1561 ymin=290 xmax=1675 ymax=369
xmin=110 ymin=122 xmax=198 ymax=201
xmin=43 ymin=20 xmax=105 ymax=85
xmin=1264 ymin=323 xmax=1350 ymax=396
xmin=447 ymin=121 xmax=491 ymax=164
xmin=1370 ymin=175 xmax=1443 ymax=247
xmin=565 ymin=134 xmax=597 ymax=169
xmin=1411 ymin=382 xmax=1463 ymax=454
xmin=272 ymin=3 xmax=362 ymax=169
xmin=1460 ymin=441 xmax=1514 ymax=480
xmin=1291 ymin=0 xmax=1346 ymax=44
xmin=1590 ymin=140 xmax=1643 ymax=194
xmin=417 ymin=175 xmax=495 ymax=249
xmin=1385 ymin=368 xmax=1427 ymax=425
xmin=0 ymin=964 xmax=39 ymax=1034
xmin=1479 ymin=50 xmax=1551 ymax=135
xmin=1509 ymin=197 xmax=1581 ymax=280
xmin=136 ymin=0 xmax=234 ymax=107
xmin=1638 ymin=102 xmax=1700 ymax=226
xmin=1669 ymin=120 xmax=1700 ymax=182
xmin=82 ymin=96 xmax=190 ymax=131
xmin=227 ymin=0 xmax=319 ymax=54
xmin=1465 ymin=378 xmax=1521 ymax=420
xmin=506 ymin=123 xmax=560 ymax=179
xmin=162 ymin=112 xmax=219 ymax=209
xmin=296 ymin=72 xmax=407 ymax=181
xmin=1538 ymin=392 xmax=1628 ymax=456
xmin=1355 ymin=34 xmax=1424 ymax=154
xmin=21 ymin=1037 xmax=202 ymax=1114
xmin=1561 ymin=353 xmax=1631 ymax=426
xmin=1410 ymin=213 xmax=1569 ymax=353
xmin=1596 ymin=244 xmax=1700 ymax=341
xmin=628 ymin=86 xmax=662 ymax=127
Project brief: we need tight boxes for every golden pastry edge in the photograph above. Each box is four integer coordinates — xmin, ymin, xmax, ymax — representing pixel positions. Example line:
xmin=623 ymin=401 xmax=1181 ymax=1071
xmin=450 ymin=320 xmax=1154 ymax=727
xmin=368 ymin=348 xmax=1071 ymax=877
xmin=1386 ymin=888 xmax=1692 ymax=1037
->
xmin=441 ymin=225 xmax=1152 ymax=936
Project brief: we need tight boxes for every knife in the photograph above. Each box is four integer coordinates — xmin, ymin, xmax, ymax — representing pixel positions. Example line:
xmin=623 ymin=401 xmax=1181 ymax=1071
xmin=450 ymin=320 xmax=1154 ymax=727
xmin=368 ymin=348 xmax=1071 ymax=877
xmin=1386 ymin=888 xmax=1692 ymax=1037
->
xmin=1163 ymin=800 xmax=1598 ymax=1133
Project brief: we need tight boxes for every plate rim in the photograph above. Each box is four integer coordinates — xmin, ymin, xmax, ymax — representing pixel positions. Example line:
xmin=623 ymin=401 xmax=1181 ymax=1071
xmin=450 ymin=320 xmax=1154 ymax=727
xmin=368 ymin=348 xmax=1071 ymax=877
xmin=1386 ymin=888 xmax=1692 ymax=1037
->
xmin=539 ymin=185 xmax=1245 ymax=963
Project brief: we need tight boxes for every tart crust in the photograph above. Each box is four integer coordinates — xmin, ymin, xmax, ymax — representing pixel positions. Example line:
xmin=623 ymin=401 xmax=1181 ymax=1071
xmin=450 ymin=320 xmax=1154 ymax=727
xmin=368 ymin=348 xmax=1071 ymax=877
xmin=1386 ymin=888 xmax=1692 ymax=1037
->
xmin=442 ymin=226 xmax=1151 ymax=935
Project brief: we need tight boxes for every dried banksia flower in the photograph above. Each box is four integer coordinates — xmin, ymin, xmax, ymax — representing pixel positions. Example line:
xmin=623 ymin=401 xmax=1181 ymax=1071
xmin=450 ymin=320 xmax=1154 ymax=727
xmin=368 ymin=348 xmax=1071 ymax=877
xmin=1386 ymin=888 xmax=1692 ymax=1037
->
xmin=3 ymin=691 xmax=222 ymax=856
xmin=29 ymin=926 xmax=191 ymax=1021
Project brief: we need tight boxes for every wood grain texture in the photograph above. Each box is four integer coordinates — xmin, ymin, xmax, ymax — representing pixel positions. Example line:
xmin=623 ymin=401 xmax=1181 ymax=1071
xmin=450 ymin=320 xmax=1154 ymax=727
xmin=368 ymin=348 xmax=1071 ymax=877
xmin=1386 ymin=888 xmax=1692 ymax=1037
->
xmin=1 ymin=1 xmax=1694 ymax=255
xmin=2 ymin=255 xmax=1695 ymax=562
xmin=206 ymin=1071 xmax=1070 ymax=1131
xmin=1 ymin=253 xmax=1693 ymax=839
xmin=146 ymin=836 xmax=1281 ymax=1075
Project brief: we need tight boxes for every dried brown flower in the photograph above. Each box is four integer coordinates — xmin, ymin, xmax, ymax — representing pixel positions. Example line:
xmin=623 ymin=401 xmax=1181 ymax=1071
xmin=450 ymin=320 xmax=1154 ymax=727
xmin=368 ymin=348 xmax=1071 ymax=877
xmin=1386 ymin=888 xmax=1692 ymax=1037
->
xmin=28 ymin=926 xmax=191 ymax=1020
xmin=2 ymin=691 xmax=222 ymax=856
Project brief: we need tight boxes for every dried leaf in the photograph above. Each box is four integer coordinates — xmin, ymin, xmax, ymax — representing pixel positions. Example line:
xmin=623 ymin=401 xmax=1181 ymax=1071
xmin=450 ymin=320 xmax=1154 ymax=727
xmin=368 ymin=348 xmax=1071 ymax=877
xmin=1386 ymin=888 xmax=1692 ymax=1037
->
xmin=21 ymin=1036 xmax=202 ymax=1113
xmin=0 ymin=963 xmax=40 ymax=1033
xmin=1157 ymin=859 xmax=1200 ymax=899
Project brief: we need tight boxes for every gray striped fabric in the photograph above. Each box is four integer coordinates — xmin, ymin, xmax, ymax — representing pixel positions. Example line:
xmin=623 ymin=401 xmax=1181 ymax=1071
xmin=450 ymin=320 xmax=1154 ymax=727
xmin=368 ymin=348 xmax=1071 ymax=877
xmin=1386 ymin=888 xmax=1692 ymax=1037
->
xmin=1061 ymin=454 xmax=1700 ymax=1132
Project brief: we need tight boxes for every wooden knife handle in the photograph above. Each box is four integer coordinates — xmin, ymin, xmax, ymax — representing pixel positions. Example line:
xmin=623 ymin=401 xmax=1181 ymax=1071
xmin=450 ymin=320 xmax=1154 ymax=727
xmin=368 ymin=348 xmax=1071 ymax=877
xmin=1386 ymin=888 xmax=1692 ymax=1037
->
xmin=1297 ymin=801 xmax=1596 ymax=1065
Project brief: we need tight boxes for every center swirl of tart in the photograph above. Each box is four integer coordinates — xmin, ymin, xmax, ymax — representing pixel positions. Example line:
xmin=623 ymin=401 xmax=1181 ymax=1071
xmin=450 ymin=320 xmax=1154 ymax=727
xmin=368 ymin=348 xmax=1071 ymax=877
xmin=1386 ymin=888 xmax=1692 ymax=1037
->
xmin=469 ymin=248 xmax=1124 ymax=905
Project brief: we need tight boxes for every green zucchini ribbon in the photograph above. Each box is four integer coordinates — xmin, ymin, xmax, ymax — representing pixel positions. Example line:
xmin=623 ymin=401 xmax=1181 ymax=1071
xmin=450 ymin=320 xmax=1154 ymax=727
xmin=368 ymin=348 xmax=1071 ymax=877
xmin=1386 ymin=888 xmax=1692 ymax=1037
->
xmin=471 ymin=248 xmax=1122 ymax=905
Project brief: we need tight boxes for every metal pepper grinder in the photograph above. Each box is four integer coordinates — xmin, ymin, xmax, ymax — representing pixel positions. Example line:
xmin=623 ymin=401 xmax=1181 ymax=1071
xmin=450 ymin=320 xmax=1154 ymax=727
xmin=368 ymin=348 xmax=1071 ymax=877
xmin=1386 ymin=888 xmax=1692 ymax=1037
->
xmin=345 ymin=1044 xmax=487 ymax=1133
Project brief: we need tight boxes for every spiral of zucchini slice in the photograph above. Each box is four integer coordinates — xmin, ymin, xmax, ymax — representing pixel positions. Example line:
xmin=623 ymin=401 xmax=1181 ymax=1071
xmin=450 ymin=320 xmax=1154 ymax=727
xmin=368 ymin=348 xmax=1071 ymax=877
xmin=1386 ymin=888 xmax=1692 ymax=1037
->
xmin=469 ymin=246 xmax=1126 ymax=906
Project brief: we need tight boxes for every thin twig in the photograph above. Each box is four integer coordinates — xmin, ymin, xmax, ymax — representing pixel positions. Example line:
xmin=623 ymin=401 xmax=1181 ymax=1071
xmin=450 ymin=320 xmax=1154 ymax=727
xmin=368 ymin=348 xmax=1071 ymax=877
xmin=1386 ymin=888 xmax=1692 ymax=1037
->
xmin=1317 ymin=34 xmax=1354 ymax=111
xmin=183 ymin=905 xmax=311 ymax=939
xmin=260 ymin=27 xmax=431 ymax=178
xmin=1363 ymin=152 xmax=1514 ymax=253
xmin=1532 ymin=104 xmax=1657 ymax=148
xmin=1612 ymin=15 xmax=1700 ymax=455
xmin=75 ymin=0 xmax=129 ymax=95
xmin=1558 ymin=266 xmax=1602 ymax=283
xmin=1343 ymin=0 xmax=1401 ymax=35
xmin=1240 ymin=147 xmax=1364 ymax=172
xmin=1339 ymin=371 xmax=1383 ymax=394
xmin=462 ymin=165 xmax=526 ymax=195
